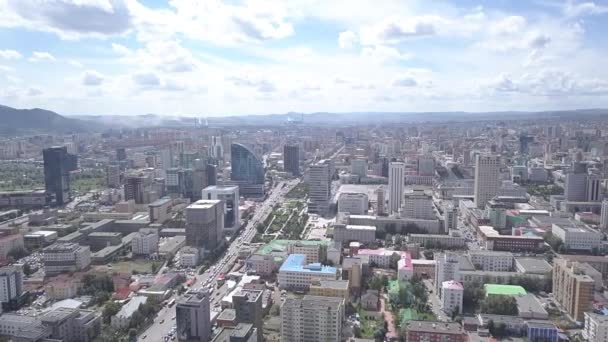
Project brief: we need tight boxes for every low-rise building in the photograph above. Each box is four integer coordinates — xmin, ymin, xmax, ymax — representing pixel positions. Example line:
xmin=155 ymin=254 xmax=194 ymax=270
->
xmin=468 ymin=250 xmax=514 ymax=272
xmin=148 ymin=198 xmax=172 ymax=224
xmin=515 ymin=294 xmax=549 ymax=320
xmin=408 ymin=233 xmax=465 ymax=249
xmin=40 ymin=307 xmax=101 ymax=342
xmin=286 ymin=242 xmax=324 ymax=264
xmin=43 ymin=243 xmax=91 ymax=276
xmin=552 ymin=222 xmax=603 ymax=251
xmin=514 ymin=258 xmax=553 ymax=275
xmin=0 ymin=234 xmax=24 ymax=261
xmin=337 ymin=192 xmax=369 ymax=215
xmin=397 ymin=253 xmax=413 ymax=281
xmin=526 ymin=320 xmax=558 ymax=342
xmin=180 ymin=246 xmax=200 ymax=267
xmin=412 ymin=259 xmax=436 ymax=280
xmin=333 ymin=224 xmax=376 ymax=244
xmin=404 ymin=321 xmax=467 ymax=342
xmin=131 ymin=229 xmax=159 ymax=256
xmin=244 ymin=254 xmax=276 ymax=276
xmin=111 ymin=296 xmax=148 ymax=329
xmin=356 ymin=249 xmax=408 ymax=269
xmin=584 ymin=312 xmax=608 ymax=342
xmin=309 ymin=279 xmax=349 ymax=300
xmin=278 ymin=254 xmax=337 ymax=291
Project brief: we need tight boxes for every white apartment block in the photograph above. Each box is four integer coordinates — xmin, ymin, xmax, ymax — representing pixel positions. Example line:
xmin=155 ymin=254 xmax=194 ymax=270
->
xmin=388 ymin=162 xmax=405 ymax=215
xmin=441 ymin=280 xmax=463 ymax=315
xmin=286 ymin=242 xmax=322 ymax=264
xmin=408 ymin=234 xmax=465 ymax=249
xmin=131 ymin=230 xmax=159 ymax=255
xmin=0 ymin=265 xmax=22 ymax=303
xmin=245 ymin=254 xmax=276 ymax=276
xmin=552 ymin=223 xmax=603 ymax=251
xmin=337 ymin=192 xmax=368 ymax=215
xmin=179 ymin=247 xmax=200 ymax=268
xmin=474 ymin=154 xmax=501 ymax=209
xmin=43 ymin=243 xmax=91 ymax=276
xmin=435 ymin=252 xmax=460 ymax=296
xmin=584 ymin=312 xmax=608 ymax=342
xmin=281 ymin=295 xmax=344 ymax=342
xmin=333 ymin=225 xmax=376 ymax=244
xmin=468 ymin=250 xmax=514 ymax=272
xmin=403 ymin=189 xmax=435 ymax=220
xmin=601 ymin=200 xmax=608 ymax=231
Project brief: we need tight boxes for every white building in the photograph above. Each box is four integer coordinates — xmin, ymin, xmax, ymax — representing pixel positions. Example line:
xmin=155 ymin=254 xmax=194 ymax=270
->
xmin=435 ymin=252 xmax=460 ymax=297
xmin=179 ymin=247 xmax=200 ymax=267
xmin=42 ymin=243 xmax=91 ymax=276
xmin=441 ymin=280 xmax=463 ymax=315
xmin=307 ymin=160 xmax=332 ymax=216
xmin=131 ymin=229 xmax=159 ymax=256
xmin=584 ymin=312 xmax=608 ymax=342
xmin=552 ymin=223 xmax=603 ymax=251
xmin=286 ymin=242 xmax=323 ymax=264
xmin=337 ymin=192 xmax=368 ymax=215
xmin=403 ymin=189 xmax=435 ymax=220
xmin=201 ymin=185 xmax=240 ymax=236
xmin=333 ymin=225 xmax=376 ymax=244
xmin=474 ymin=154 xmax=501 ymax=209
xmin=281 ymin=295 xmax=344 ymax=342
xmin=468 ymin=250 xmax=514 ymax=272
xmin=408 ymin=234 xmax=465 ymax=249
xmin=0 ymin=265 xmax=22 ymax=304
xmin=601 ymin=200 xmax=608 ymax=231
xmin=244 ymin=254 xmax=276 ymax=276
xmin=278 ymin=254 xmax=337 ymax=291
xmin=388 ymin=162 xmax=405 ymax=215
xmin=111 ymin=296 xmax=148 ymax=329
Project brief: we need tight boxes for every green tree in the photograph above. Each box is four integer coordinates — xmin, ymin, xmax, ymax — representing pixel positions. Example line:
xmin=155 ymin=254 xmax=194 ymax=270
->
xmin=463 ymin=281 xmax=485 ymax=310
xmin=102 ymin=301 xmax=121 ymax=323
xmin=481 ymin=296 xmax=518 ymax=316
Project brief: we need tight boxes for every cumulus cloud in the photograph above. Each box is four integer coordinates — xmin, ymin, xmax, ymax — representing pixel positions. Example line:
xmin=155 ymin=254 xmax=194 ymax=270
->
xmin=3 ymin=0 xmax=132 ymax=39
xmin=132 ymin=72 xmax=161 ymax=87
xmin=27 ymin=87 xmax=42 ymax=96
xmin=338 ymin=30 xmax=358 ymax=49
xmin=360 ymin=16 xmax=441 ymax=45
xmin=487 ymin=70 xmax=608 ymax=96
xmin=228 ymin=76 xmax=276 ymax=93
xmin=111 ymin=43 xmax=131 ymax=55
xmin=564 ymin=1 xmax=608 ymax=17
xmin=29 ymin=51 xmax=56 ymax=62
xmin=392 ymin=76 xmax=418 ymax=87
xmin=361 ymin=45 xmax=411 ymax=63
xmin=82 ymin=70 xmax=104 ymax=86
xmin=0 ymin=49 xmax=22 ymax=59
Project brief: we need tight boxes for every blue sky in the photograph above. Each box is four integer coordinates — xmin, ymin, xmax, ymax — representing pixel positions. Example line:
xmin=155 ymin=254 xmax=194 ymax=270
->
xmin=0 ymin=0 xmax=607 ymax=116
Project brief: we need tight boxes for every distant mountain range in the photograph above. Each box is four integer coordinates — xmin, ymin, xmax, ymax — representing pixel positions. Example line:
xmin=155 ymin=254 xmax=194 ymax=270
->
xmin=3 ymin=103 xmax=608 ymax=134
xmin=0 ymin=104 xmax=87 ymax=134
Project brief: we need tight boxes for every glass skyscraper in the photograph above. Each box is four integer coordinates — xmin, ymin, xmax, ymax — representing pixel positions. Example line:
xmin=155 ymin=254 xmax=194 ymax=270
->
xmin=230 ymin=143 xmax=264 ymax=184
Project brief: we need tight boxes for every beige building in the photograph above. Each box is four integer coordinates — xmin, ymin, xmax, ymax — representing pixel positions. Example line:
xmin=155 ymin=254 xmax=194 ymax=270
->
xmin=281 ymin=295 xmax=344 ymax=342
xmin=309 ymin=280 xmax=349 ymax=300
xmin=553 ymin=258 xmax=595 ymax=321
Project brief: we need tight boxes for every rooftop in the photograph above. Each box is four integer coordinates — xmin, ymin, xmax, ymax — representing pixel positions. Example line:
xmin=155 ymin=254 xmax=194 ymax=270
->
xmin=345 ymin=225 xmax=376 ymax=231
xmin=115 ymin=296 xmax=148 ymax=319
xmin=187 ymin=199 xmax=222 ymax=209
xmin=515 ymin=257 xmax=553 ymax=274
xmin=484 ymin=284 xmax=527 ymax=296
xmin=405 ymin=321 xmax=464 ymax=334
xmin=256 ymin=239 xmax=329 ymax=255
xmin=442 ymin=280 xmax=463 ymax=290
xmin=310 ymin=279 xmax=349 ymax=290
xmin=279 ymin=254 xmax=337 ymax=274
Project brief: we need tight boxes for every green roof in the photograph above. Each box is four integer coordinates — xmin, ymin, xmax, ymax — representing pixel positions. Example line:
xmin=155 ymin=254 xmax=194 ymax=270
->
xmin=256 ymin=239 xmax=329 ymax=255
xmin=484 ymin=284 xmax=527 ymax=296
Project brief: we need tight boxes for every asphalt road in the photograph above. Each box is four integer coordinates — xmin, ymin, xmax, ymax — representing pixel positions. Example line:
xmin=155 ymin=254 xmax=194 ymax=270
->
xmin=138 ymin=179 xmax=301 ymax=341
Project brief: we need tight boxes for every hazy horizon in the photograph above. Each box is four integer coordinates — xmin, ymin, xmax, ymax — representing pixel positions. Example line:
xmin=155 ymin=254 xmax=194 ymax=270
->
xmin=1 ymin=0 xmax=607 ymax=116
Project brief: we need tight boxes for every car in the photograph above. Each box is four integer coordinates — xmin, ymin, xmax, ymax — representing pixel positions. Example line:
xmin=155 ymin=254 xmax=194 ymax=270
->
xmin=142 ymin=335 xmax=147 ymax=339
xmin=160 ymin=319 xmax=165 ymax=324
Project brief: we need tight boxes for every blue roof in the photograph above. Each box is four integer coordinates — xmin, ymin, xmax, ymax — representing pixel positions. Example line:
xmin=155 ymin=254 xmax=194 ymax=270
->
xmin=279 ymin=254 xmax=337 ymax=275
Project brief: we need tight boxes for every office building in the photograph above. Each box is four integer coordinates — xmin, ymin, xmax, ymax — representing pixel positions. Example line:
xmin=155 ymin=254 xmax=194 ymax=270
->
xmin=408 ymin=234 xmax=465 ymax=249
xmin=337 ymin=192 xmax=368 ymax=215
xmin=281 ymin=295 xmax=344 ymax=342
xmin=230 ymin=143 xmax=265 ymax=197
xmin=106 ymin=164 xmax=120 ymax=188
xmin=435 ymin=252 xmax=460 ymax=297
xmin=468 ymin=250 xmax=514 ymax=272
xmin=584 ymin=312 xmax=608 ymax=342
xmin=283 ymin=144 xmax=300 ymax=177
xmin=244 ymin=254 xmax=276 ymax=276
xmin=526 ymin=321 xmax=559 ymax=342
xmin=185 ymin=200 xmax=224 ymax=251
xmin=41 ymin=307 xmax=101 ymax=342
xmin=473 ymin=154 xmax=500 ymax=209
xmin=307 ymin=160 xmax=332 ymax=216
xmin=42 ymin=243 xmax=91 ymax=276
xmin=131 ymin=229 xmax=159 ymax=256
xmin=417 ymin=156 xmax=435 ymax=176
xmin=286 ymin=241 xmax=325 ymax=264
xmin=124 ymin=174 xmax=146 ymax=204
xmin=116 ymin=148 xmax=127 ymax=162
xmin=376 ymin=188 xmax=385 ymax=215
xmin=601 ymin=200 xmax=608 ymax=231
xmin=309 ymin=280 xmax=349 ymax=300
xmin=441 ymin=280 xmax=463 ymax=315
xmin=552 ymin=222 xmax=602 ymax=251
xmin=553 ymin=258 xmax=594 ymax=321
xmin=202 ymin=186 xmax=240 ymax=236
xmin=356 ymin=249 xmax=408 ymax=269
xmin=0 ymin=265 xmax=23 ymax=304
xmin=278 ymin=254 xmax=337 ymax=291
xmin=565 ymin=162 xmax=589 ymax=202
xmin=233 ymin=289 xmax=263 ymax=342
xmin=43 ymin=146 xmax=78 ymax=206
xmin=176 ymin=290 xmax=211 ymax=342
xmin=351 ymin=159 xmax=367 ymax=178
xmin=587 ymin=174 xmax=602 ymax=202
xmin=212 ymin=323 xmax=257 ymax=342
xmin=0 ymin=234 xmax=24 ymax=261
xmin=403 ymin=188 xmax=435 ymax=220
xmin=404 ymin=321 xmax=467 ymax=342
xmin=333 ymin=224 xmax=376 ymax=244
xmin=180 ymin=246 xmax=200 ymax=267
xmin=388 ymin=162 xmax=405 ymax=214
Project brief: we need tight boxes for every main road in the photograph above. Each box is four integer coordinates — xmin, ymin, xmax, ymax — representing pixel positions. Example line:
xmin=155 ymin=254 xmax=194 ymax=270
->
xmin=139 ymin=178 xmax=301 ymax=341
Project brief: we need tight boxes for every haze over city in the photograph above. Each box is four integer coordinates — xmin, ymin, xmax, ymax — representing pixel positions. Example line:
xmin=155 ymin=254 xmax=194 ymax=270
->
xmin=1 ymin=0 xmax=608 ymax=116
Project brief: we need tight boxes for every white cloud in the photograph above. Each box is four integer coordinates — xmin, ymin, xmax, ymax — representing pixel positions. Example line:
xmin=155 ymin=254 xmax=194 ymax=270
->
xmin=29 ymin=51 xmax=56 ymax=62
xmin=361 ymin=45 xmax=411 ymax=63
xmin=392 ymin=76 xmax=417 ymax=87
xmin=338 ymin=30 xmax=358 ymax=49
xmin=564 ymin=1 xmax=608 ymax=17
xmin=0 ymin=49 xmax=22 ymax=59
xmin=68 ymin=59 xmax=83 ymax=68
xmin=227 ymin=75 xmax=277 ymax=93
xmin=132 ymin=72 xmax=161 ymax=87
xmin=82 ymin=70 xmax=104 ymax=86
xmin=489 ymin=16 xmax=527 ymax=36
xmin=360 ymin=15 xmax=442 ymax=45
xmin=111 ymin=43 xmax=131 ymax=55
xmin=27 ymin=87 xmax=43 ymax=96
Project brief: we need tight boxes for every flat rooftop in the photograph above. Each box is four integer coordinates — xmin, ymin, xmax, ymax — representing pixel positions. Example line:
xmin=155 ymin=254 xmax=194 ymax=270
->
xmin=188 ymin=199 xmax=221 ymax=209
xmin=345 ymin=225 xmax=376 ymax=231
xmin=279 ymin=254 xmax=336 ymax=275
xmin=484 ymin=284 xmax=527 ymax=296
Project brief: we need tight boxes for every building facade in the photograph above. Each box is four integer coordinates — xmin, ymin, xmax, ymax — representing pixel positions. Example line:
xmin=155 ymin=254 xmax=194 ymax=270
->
xmin=474 ymin=154 xmax=500 ymax=209
xmin=176 ymin=291 xmax=211 ymax=342
xmin=185 ymin=200 xmax=224 ymax=251
xmin=281 ymin=295 xmax=344 ymax=342
xmin=388 ymin=162 xmax=405 ymax=215
xmin=202 ymin=186 xmax=240 ymax=237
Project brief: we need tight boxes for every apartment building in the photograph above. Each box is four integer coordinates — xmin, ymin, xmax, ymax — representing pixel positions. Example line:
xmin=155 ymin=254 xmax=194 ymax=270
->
xmin=584 ymin=312 xmax=608 ymax=342
xmin=281 ymin=295 xmax=344 ymax=342
xmin=404 ymin=321 xmax=467 ymax=342
xmin=278 ymin=254 xmax=337 ymax=291
xmin=553 ymin=258 xmax=595 ymax=321
xmin=42 ymin=243 xmax=91 ymax=276
xmin=468 ymin=250 xmax=514 ymax=272
xmin=333 ymin=224 xmax=376 ymax=244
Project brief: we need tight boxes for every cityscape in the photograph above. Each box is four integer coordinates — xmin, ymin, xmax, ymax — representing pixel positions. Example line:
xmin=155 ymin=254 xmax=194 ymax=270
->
xmin=1 ymin=1 xmax=608 ymax=342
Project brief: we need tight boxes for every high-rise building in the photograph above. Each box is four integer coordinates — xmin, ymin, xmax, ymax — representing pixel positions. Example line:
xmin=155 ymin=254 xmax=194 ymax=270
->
xmin=0 ymin=265 xmax=23 ymax=305
xmin=376 ymin=188 xmax=385 ymax=216
xmin=202 ymin=186 xmax=240 ymax=237
xmin=434 ymin=252 xmax=460 ymax=296
xmin=176 ymin=290 xmax=211 ymax=342
xmin=583 ymin=312 xmax=608 ymax=342
xmin=283 ymin=144 xmax=300 ymax=177
xmin=565 ymin=162 xmax=588 ymax=202
xmin=388 ymin=162 xmax=405 ymax=215
xmin=207 ymin=163 xmax=217 ymax=186
xmin=230 ymin=143 xmax=265 ymax=196
xmin=43 ymin=146 xmax=78 ymax=206
xmin=473 ymin=154 xmax=501 ymax=209
xmin=553 ymin=258 xmax=594 ymax=321
xmin=106 ymin=164 xmax=120 ymax=188
xmin=587 ymin=174 xmax=602 ymax=202
xmin=441 ymin=280 xmax=463 ymax=315
xmin=351 ymin=159 xmax=367 ymax=178
xmin=185 ymin=200 xmax=224 ymax=251
xmin=601 ymin=200 xmax=608 ymax=231
xmin=116 ymin=148 xmax=127 ymax=162
xmin=233 ymin=289 xmax=263 ymax=342
xmin=281 ymin=295 xmax=344 ymax=342
xmin=307 ymin=159 xmax=332 ymax=216
xmin=124 ymin=175 xmax=146 ymax=204
xmin=417 ymin=156 xmax=435 ymax=177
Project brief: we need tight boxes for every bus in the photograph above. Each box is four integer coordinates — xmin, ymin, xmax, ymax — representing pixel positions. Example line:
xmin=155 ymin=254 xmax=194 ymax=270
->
xmin=167 ymin=299 xmax=176 ymax=307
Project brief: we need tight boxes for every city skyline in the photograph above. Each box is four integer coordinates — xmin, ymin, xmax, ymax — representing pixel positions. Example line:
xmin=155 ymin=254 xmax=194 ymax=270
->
xmin=0 ymin=0 xmax=607 ymax=116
